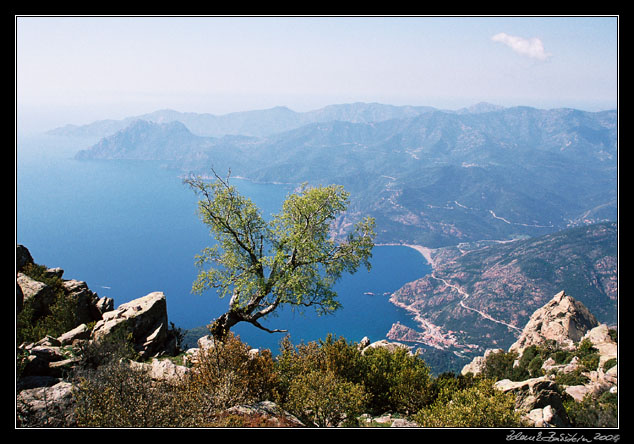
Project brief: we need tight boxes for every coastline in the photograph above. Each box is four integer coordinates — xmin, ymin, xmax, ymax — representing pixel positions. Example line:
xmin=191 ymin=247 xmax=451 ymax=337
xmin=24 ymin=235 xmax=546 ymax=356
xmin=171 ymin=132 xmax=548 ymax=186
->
xmin=377 ymin=243 xmax=436 ymax=269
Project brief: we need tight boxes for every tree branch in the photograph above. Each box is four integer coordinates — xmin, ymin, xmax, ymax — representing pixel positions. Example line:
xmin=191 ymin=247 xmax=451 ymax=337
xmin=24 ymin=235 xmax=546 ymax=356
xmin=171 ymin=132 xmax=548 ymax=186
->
xmin=248 ymin=318 xmax=288 ymax=334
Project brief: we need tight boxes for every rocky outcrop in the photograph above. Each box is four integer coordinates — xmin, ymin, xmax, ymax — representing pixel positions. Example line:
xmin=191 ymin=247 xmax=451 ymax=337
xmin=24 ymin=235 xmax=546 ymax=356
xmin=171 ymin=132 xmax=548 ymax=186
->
xmin=128 ymin=358 xmax=190 ymax=382
xmin=461 ymin=290 xmax=617 ymax=427
xmin=582 ymin=324 xmax=617 ymax=367
xmin=461 ymin=291 xmax=601 ymax=377
xmin=509 ymin=291 xmax=598 ymax=355
xmin=16 ymin=380 xmax=76 ymax=427
xmin=61 ymin=279 xmax=111 ymax=325
xmin=460 ymin=348 xmax=504 ymax=376
xmin=494 ymin=377 xmax=570 ymax=427
xmin=91 ymin=291 xmax=175 ymax=358
xmin=16 ymin=248 xmax=113 ymax=326
xmin=16 ymin=245 xmax=183 ymax=427
xmin=17 ymin=273 xmax=57 ymax=318
xmin=359 ymin=337 xmax=413 ymax=355
xmin=16 ymin=244 xmax=34 ymax=271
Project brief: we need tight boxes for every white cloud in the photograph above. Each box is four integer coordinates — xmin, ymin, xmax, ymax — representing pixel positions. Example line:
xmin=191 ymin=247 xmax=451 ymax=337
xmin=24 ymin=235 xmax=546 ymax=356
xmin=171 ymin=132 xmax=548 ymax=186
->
xmin=492 ymin=32 xmax=552 ymax=61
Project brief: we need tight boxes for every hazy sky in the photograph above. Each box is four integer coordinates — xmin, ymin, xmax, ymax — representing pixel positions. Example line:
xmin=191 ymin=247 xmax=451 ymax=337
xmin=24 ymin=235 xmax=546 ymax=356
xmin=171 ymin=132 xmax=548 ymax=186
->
xmin=16 ymin=15 xmax=618 ymax=133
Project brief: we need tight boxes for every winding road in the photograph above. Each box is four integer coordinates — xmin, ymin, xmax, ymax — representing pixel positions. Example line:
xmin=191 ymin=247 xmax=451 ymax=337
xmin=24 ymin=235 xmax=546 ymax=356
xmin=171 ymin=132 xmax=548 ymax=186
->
xmin=430 ymin=275 xmax=522 ymax=333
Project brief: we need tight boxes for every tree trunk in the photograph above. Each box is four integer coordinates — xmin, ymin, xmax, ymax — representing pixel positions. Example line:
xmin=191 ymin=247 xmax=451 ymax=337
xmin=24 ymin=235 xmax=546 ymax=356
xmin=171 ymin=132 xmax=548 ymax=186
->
xmin=209 ymin=310 xmax=243 ymax=340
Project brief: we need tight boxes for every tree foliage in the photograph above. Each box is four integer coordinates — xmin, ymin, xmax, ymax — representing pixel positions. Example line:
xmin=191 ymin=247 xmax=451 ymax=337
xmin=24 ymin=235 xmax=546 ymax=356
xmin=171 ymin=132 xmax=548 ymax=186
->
xmin=185 ymin=170 xmax=376 ymax=339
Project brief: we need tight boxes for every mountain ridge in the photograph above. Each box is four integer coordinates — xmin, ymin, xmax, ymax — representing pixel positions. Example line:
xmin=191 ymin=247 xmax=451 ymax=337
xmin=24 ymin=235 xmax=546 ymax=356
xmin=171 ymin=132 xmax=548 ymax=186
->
xmin=72 ymin=103 xmax=617 ymax=249
xmin=48 ymin=101 xmax=617 ymax=143
xmin=48 ymin=102 xmax=446 ymax=140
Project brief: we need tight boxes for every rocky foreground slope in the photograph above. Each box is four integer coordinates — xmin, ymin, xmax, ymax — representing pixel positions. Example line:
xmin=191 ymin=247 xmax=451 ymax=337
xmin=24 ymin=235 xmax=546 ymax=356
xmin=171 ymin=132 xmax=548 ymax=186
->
xmin=15 ymin=245 xmax=408 ymax=427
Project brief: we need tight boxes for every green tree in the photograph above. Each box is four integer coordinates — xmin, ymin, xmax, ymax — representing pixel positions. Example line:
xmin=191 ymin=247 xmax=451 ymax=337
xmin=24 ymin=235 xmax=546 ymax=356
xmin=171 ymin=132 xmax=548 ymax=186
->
xmin=185 ymin=170 xmax=376 ymax=339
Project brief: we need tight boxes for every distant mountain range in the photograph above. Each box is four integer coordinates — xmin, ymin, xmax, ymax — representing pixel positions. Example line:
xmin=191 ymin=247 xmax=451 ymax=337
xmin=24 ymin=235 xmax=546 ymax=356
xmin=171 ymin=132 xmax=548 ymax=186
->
xmin=70 ymin=102 xmax=617 ymax=249
xmin=49 ymin=102 xmax=502 ymax=140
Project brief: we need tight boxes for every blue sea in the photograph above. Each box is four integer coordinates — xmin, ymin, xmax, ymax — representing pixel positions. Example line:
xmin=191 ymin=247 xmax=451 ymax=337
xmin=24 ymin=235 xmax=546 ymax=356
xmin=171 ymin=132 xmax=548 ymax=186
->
xmin=16 ymin=134 xmax=431 ymax=352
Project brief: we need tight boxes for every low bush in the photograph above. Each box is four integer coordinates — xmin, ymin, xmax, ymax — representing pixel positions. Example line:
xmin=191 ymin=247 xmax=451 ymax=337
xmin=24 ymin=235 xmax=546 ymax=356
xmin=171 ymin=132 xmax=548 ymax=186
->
xmin=32 ymin=328 xmax=617 ymax=428
xmin=180 ymin=332 xmax=279 ymax=414
xmin=564 ymin=392 xmax=618 ymax=428
xmin=284 ymin=369 xmax=368 ymax=427
xmin=413 ymin=379 xmax=523 ymax=427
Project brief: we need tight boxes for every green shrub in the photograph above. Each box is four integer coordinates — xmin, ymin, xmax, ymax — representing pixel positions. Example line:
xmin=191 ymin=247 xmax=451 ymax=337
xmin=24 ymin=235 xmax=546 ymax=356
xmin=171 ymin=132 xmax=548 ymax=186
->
xmin=361 ymin=346 xmax=433 ymax=415
xmin=276 ymin=335 xmax=434 ymax=419
xmin=564 ymin=392 xmax=618 ymax=428
xmin=555 ymin=368 xmax=589 ymax=387
xmin=527 ymin=355 xmax=545 ymax=378
xmin=414 ymin=379 xmax=523 ymax=427
xmin=284 ymin=369 xmax=368 ymax=427
xmin=552 ymin=349 xmax=572 ymax=364
xmin=574 ymin=339 xmax=598 ymax=360
xmin=608 ymin=329 xmax=617 ymax=343
xmin=182 ymin=332 xmax=279 ymax=414
xmin=431 ymin=372 xmax=479 ymax=399
xmin=603 ymin=358 xmax=617 ymax=371
xmin=579 ymin=353 xmax=600 ymax=372
xmin=482 ymin=350 xmax=518 ymax=381
xmin=275 ymin=335 xmax=365 ymax=404
xmin=275 ymin=334 xmax=369 ymax=425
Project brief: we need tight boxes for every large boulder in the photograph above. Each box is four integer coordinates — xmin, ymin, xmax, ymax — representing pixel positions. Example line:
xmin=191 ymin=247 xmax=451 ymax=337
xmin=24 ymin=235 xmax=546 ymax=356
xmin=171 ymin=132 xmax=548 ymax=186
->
xmin=128 ymin=358 xmax=190 ymax=382
xmin=16 ymin=381 xmax=76 ymax=427
xmin=57 ymin=323 xmax=92 ymax=345
xmin=361 ymin=339 xmax=413 ymax=355
xmin=91 ymin=291 xmax=172 ymax=358
xmin=461 ymin=348 xmax=504 ymax=376
xmin=17 ymin=273 xmax=57 ymax=319
xmin=495 ymin=377 xmax=570 ymax=427
xmin=61 ymin=279 xmax=106 ymax=325
xmin=509 ymin=291 xmax=598 ymax=355
xmin=582 ymin=324 xmax=617 ymax=367
xmin=16 ymin=244 xmax=34 ymax=272
xmin=224 ymin=401 xmax=305 ymax=427
xmin=18 ymin=336 xmax=81 ymax=378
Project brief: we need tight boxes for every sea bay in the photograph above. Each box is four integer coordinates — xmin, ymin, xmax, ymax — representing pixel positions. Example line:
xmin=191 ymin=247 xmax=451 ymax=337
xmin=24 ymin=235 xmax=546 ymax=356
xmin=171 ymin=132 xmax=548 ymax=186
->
xmin=16 ymin=134 xmax=431 ymax=352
